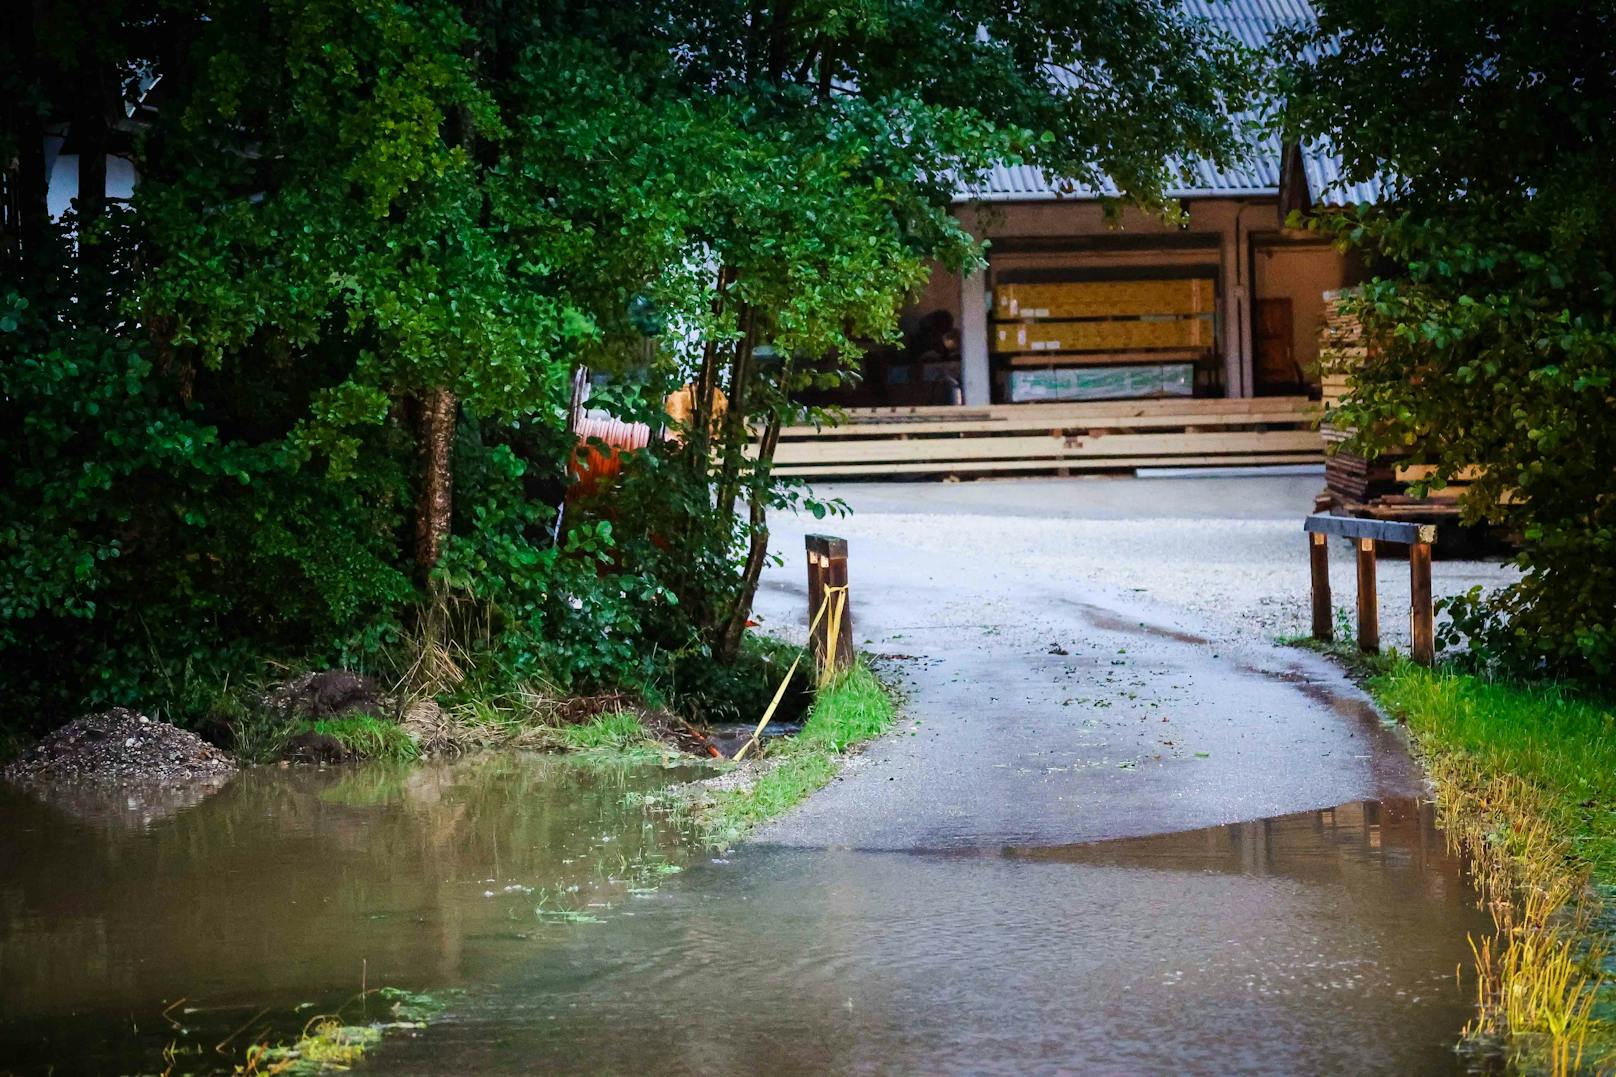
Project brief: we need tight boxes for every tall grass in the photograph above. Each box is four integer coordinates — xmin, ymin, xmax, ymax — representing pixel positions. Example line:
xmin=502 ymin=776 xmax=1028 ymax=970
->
xmin=558 ymin=711 xmax=653 ymax=752
xmin=1370 ymin=663 xmax=1616 ymax=1074
xmin=699 ymin=662 xmax=895 ymax=847
xmin=302 ymin=714 xmax=421 ymax=762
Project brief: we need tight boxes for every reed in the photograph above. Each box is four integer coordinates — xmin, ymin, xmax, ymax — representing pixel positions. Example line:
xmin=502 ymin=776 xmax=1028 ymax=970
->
xmin=1371 ymin=663 xmax=1615 ymax=1074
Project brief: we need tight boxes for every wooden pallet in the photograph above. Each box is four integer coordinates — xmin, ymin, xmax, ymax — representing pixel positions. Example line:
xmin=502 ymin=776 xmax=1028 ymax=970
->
xmin=756 ymin=397 xmax=1323 ymax=479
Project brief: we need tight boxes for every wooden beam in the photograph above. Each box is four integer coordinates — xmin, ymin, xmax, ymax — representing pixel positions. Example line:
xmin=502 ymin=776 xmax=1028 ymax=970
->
xmin=774 ymin=452 xmax=1324 ymax=477
xmin=1410 ymin=541 xmax=1434 ymax=665
xmin=805 ymin=534 xmax=853 ymax=677
xmin=829 ymin=395 xmax=1317 ymax=422
xmin=772 ymin=429 xmax=1323 ymax=466
xmin=1303 ymin=513 xmax=1436 ymax=546
xmin=777 ymin=408 xmax=1318 ymax=439
xmin=1356 ymin=537 xmax=1379 ymax=654
xmin=1310 ymin=532 xmax=1332 ymax=642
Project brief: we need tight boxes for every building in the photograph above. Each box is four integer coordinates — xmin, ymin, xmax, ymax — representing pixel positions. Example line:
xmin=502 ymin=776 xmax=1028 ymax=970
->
xmin=877 ymin=0 xmax=1380 ymax=410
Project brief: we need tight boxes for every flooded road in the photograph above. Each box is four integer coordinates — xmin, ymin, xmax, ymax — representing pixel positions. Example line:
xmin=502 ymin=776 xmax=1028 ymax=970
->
xmin=0 ymin=756 xmax=700 ymax=1074
xmin=373 ymin=797 xmax=1489 ymax=1075
xmin=1 ymin=757 xmax=1492 ymax=1075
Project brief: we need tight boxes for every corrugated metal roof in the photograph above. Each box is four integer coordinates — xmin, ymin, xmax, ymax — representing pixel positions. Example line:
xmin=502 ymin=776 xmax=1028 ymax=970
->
xmin=960 ymin=0 xmax=1382 ymax=207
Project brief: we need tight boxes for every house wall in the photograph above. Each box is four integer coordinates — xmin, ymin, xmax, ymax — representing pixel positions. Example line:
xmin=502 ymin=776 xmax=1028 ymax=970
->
xmin=1251 ymin=237 xmax=1363 ymax=386
xmin=900 ymin=199 xmax=1356 ymax=405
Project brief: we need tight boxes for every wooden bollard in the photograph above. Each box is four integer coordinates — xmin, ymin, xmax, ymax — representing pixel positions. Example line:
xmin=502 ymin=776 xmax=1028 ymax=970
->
xmin=1410 ymin=540 xmax=1434 ymax=665
xmin=1304 ymin=514 xmax=1437 ymax=663
xmin=805 ymin=534 xmax=854 ymax=677
xmin=1355 ymin=537 xmax=1379 ymax=654
xmin=1309 ymin=532 xmax=1332 ymax=642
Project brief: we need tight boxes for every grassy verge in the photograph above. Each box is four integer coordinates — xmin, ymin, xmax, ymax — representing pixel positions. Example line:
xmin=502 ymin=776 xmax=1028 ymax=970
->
xmin=235 ymin=988 xmax=448 ymax=1075
xmin=1365 ymin=661 xmax=1616 ymax=1075
xmin=691 ymin=661 xmax=896 ymax=848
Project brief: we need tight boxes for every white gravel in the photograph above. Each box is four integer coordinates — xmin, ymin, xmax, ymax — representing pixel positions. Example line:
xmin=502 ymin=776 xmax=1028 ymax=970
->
xmin=774 ymin=475 xmax=1517 ymax=656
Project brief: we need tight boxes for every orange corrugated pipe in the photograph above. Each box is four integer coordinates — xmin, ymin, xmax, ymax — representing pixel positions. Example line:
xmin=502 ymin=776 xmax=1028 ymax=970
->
xmin=567 ymin=385 xmax=726 ymax=500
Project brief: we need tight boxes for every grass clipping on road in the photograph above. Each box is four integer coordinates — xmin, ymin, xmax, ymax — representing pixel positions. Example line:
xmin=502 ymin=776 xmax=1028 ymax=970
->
xmin=1370 ymin=663 xmax=1616 ymax=1075
xmin=694 ymin=661 xmax=894 ymax=849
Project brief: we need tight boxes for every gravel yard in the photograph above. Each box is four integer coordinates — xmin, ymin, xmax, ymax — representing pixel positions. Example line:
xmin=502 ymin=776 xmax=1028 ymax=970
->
xmin=781 ymin=471 xmax=1516 ymax=656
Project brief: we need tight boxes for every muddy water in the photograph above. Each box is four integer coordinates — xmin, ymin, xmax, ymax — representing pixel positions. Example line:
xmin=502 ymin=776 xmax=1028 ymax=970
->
xmin=0 ymin=755 xmax=701 ymax=1075
xmin=372 ymin=798 xmax=1493 ymax=1076
xmin=2 ymin=757 xmax=1492 ymax=1076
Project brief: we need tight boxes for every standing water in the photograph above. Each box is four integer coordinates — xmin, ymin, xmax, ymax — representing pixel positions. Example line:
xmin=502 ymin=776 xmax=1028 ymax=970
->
xmin=2 ymin=755 xmax=1491 ymax=1075
xmin=0 ymin=755 xmax=700 ymax=1074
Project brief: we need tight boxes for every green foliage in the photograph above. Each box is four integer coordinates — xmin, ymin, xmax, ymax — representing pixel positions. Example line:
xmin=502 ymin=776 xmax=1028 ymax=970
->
xmin=652 ymin=631 xmax=813 ymax=728
xmin=1280 ymin=0 xmax=1616 ymax=680
xmin=298 ymin=715 xmax=421 ymax=762
xmin=0 ymin=247 xmax=413 ymax=729
xmin=2 ymin=0 xmax=1258 ymax=731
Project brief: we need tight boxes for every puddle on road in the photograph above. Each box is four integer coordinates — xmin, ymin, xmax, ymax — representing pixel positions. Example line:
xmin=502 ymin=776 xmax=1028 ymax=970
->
xmin=0 ymin=754 xmax=701 ymax=1075
xmin=1069 ymin=600 xmax=1211 ymax=646
xmin=370 ymin=797 xmax=1493 ymax=1076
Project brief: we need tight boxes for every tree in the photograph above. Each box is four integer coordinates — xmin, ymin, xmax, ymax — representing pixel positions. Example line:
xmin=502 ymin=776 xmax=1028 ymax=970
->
xmin=525 ymin=0 xmax=1262 ymax=659
xmin=3 ymin=0 xmax=1261 ymax=722
xmin=1279 ymin=0 xmax=1616 ymax=679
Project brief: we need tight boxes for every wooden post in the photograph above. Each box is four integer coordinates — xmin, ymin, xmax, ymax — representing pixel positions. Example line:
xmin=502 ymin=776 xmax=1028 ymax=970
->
xmin=1355 ymin=537 xmax=1379 ymax=654
xmin=805 ymin=533 xmax=853 ymax=677
xmin=1409 ymin=540 xmax=1434 ymax=665
xmin=804 ymin=534 xmax=827 ymax=648
xmin=1309 ymin=532 xmax=1332 ymax=642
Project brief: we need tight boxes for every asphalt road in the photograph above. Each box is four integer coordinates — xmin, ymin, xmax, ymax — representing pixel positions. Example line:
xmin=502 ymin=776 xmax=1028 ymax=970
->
xmin=747 ymin=473 xmax=1503 ymax=849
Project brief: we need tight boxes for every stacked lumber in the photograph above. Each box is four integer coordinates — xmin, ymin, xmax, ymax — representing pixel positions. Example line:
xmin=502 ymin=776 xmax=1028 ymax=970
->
xmin=1318 ymin=289 xmax=1363 ymax=413
xmin=1316 ymin=291 xmax=1483 ymax=521
xmin=756 ymin=397 xmax=1322 ymax=479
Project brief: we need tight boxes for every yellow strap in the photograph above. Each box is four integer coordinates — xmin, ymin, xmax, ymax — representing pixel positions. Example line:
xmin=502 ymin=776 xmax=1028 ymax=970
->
xmin=733 ymin=585 xmax=847 ymax=761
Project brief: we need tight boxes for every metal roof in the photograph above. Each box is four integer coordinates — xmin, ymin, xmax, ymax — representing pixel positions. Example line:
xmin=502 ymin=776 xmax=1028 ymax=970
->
xmin=961 ymin=0 xmax=1382 ymax=207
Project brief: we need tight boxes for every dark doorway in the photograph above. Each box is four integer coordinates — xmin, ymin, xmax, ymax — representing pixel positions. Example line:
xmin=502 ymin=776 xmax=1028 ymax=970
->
xmin=1254 ymin=297 xmax=1303 ymax=395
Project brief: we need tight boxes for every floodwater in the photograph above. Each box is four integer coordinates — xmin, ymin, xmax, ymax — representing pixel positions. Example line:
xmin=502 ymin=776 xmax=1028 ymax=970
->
xmin=1 ymin=758 xmax=1493 ymax=1076
xmin=0 ymin=755 xmax=701 ymax=1075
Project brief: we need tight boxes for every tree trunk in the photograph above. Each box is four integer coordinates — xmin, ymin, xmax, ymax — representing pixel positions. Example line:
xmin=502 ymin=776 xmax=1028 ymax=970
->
xmin=414 ymin=387 xmax=457 ymax=578
xmin=713 ymin=304 xmax=756 ymax=523
xmin=717 ymin=405 xmax=785 ymax=661
xmin=74 ymin=40 xmax=111 ymax=299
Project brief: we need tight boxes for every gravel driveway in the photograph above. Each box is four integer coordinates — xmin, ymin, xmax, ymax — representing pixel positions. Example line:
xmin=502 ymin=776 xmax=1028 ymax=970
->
xmin=766 ymin=471 xmax=1515 ymax=656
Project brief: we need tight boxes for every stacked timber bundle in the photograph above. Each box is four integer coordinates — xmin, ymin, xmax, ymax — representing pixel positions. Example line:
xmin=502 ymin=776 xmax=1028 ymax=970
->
xmin=758 ymin=396 xmax=1322 ymax=479
xmin=1318 ymin=289 xmax=1399 ymax=505
xmin=1317 ymin=290 xmax=1477 ymax=521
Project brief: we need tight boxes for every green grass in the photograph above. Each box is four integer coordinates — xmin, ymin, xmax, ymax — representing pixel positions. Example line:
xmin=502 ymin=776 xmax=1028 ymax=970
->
xmin=557 ymin=710 xmax=655 ymax=752
xmin=1371 ymin=664 xmax=1616 ymax=880
xmin=240 ymin=988 xmax=450 ymax=1074
xmin=300 ymin=714 xmax=421 ymax=762
xmin=698 ymin=662 xmax=895 ymax=847
xmin=1366 ymin=661 xmax=1616 ymax=1073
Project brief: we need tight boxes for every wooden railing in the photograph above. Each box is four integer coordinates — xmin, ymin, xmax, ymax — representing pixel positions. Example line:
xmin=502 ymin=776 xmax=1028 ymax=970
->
xmin=1303 ymin=513 xmax=1436 ymax=665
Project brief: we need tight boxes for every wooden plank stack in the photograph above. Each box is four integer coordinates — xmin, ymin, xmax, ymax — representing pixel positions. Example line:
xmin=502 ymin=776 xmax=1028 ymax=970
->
xmin=1318 ymin=290 xmax=1478 ymax=520
xmin=755 ymin=396 xmax=1323 ymax=479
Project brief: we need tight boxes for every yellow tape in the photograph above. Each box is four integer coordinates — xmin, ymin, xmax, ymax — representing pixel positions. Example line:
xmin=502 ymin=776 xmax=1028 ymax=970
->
xmin=732 ymin=585 xmax=847 ymax=761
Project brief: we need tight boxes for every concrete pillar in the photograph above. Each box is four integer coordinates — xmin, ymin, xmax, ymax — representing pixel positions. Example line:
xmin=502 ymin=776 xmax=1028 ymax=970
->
xmin=960 ymin=267 xmax=991 ymax=406
xmin=1219 ymin=228 xmax=1244 ymax=397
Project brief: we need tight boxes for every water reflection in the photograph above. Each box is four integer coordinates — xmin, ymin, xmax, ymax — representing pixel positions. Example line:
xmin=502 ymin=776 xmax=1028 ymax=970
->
xmin=372 ymin=798 xmax=1493 ymax=1076
xmin=1 ymin=768 xmax=1492 ymax=1076
xmin=0 ymin=754 xmax=699 ymax=1074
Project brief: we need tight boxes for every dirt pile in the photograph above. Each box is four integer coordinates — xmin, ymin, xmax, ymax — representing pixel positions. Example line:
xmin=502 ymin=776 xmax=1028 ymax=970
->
xmin=263 ymin=670 xmax=387 ymax=720
xmin=3 ymin=708 xmax=237 ymax=786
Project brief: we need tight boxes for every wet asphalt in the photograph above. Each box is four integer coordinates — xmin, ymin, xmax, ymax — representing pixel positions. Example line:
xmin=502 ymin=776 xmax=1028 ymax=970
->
xmin=749 ymin=475 xmax=1429 ymax=850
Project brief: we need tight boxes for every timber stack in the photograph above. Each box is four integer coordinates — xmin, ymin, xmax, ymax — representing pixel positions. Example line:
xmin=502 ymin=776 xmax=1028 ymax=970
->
xmin=1318 ymin=289 xmax=1473 ymax=521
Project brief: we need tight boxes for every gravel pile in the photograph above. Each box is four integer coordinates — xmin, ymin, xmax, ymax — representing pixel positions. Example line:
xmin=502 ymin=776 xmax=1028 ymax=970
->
xmin=3 ymin=708 xmax=237 ymax=787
